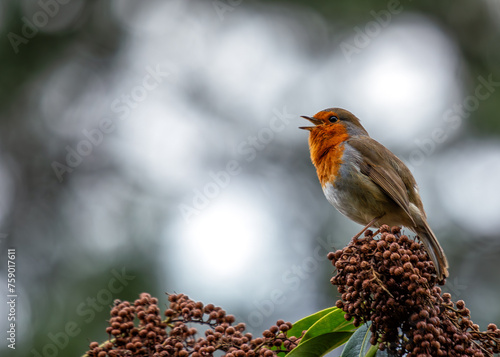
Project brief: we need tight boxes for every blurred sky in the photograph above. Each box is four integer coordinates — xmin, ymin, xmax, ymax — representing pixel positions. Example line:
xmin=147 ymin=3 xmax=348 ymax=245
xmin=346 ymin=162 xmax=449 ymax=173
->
xmin=1 ymin=1 xmax=500 ymax=356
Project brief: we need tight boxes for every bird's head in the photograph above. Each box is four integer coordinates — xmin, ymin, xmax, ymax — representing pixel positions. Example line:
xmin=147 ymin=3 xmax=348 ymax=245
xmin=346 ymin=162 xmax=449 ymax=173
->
xmin=300 ymin=108 xmax=368 ymax=137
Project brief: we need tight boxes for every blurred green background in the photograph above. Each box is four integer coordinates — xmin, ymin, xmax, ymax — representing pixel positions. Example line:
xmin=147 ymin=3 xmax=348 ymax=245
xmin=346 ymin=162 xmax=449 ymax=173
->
xmin=1 ymin=0 xmax=499 ymax=356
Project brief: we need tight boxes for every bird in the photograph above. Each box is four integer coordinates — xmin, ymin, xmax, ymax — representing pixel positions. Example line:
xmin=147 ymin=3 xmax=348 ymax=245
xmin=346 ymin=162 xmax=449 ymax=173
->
xmin=300 ymin=107 xmax=449 ymax=280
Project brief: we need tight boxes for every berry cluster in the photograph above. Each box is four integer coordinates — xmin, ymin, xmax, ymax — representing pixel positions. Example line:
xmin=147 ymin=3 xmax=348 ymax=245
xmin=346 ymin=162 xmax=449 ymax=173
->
xmin=85 ymin=293 xmax=300 ymax=357
xmin=328 ymin=225 xmax=500 ymax=356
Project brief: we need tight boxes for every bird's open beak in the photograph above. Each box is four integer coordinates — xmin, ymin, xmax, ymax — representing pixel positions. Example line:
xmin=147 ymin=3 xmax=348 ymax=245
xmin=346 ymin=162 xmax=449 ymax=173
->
xmin=299 ymin=116 xmax=322 ymax=131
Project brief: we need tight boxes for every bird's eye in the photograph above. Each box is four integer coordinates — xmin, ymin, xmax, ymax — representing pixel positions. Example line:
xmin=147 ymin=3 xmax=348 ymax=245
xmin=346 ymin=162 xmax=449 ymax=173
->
xmin=328 ymin=115 xmax=339 ymax=123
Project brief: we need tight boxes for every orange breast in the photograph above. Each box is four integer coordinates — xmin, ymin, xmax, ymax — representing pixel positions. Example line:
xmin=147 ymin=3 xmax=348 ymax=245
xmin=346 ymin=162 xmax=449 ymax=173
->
xmin=308 ymin=124 xmax=349 ymax=187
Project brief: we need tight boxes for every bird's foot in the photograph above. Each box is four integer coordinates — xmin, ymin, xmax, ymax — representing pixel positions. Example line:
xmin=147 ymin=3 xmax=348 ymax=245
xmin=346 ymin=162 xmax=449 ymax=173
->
xmin=349 ymin=216 xmax=383 ymax=245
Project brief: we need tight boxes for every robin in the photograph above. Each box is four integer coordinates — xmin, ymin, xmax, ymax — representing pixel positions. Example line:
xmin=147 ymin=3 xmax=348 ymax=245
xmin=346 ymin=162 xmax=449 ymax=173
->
xmin=300 ymin=108 xmax=449 ymax=280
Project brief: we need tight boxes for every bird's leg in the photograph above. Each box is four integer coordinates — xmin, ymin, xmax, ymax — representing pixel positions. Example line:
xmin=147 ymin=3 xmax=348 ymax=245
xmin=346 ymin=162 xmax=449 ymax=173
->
xmin=349 ymin=215 xmax=383 ymax=245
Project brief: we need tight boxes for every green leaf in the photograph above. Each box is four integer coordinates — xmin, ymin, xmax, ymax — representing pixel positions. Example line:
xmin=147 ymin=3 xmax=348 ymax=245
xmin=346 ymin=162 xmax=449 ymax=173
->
xmin=340 ymin=323 xmax=389 ymax=357
xmin=365 ymin=345 xmax=379 ymax=357
xmin=286 ymin=307 xmax=338 ymax=338
xmin=285 ymin=332 xmax=352 ymax=357
xmin=301 ymin=308 xmax=357 ymax=343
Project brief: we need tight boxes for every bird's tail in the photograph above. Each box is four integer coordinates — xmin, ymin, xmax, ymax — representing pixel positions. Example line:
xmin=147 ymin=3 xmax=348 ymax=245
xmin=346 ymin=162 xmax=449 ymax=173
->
xmin=414 ymin=221 xmax=449 ymax=281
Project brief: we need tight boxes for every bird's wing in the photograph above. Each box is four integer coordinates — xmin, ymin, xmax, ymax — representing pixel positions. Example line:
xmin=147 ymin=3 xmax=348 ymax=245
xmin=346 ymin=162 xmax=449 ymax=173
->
xmin=348 ymin=137 xmax=416 ymax=226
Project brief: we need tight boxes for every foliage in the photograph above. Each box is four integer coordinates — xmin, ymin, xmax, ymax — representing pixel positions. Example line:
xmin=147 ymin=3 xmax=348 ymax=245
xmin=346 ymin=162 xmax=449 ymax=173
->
xmin=83 ymin=227 xmax=500 ymax=357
